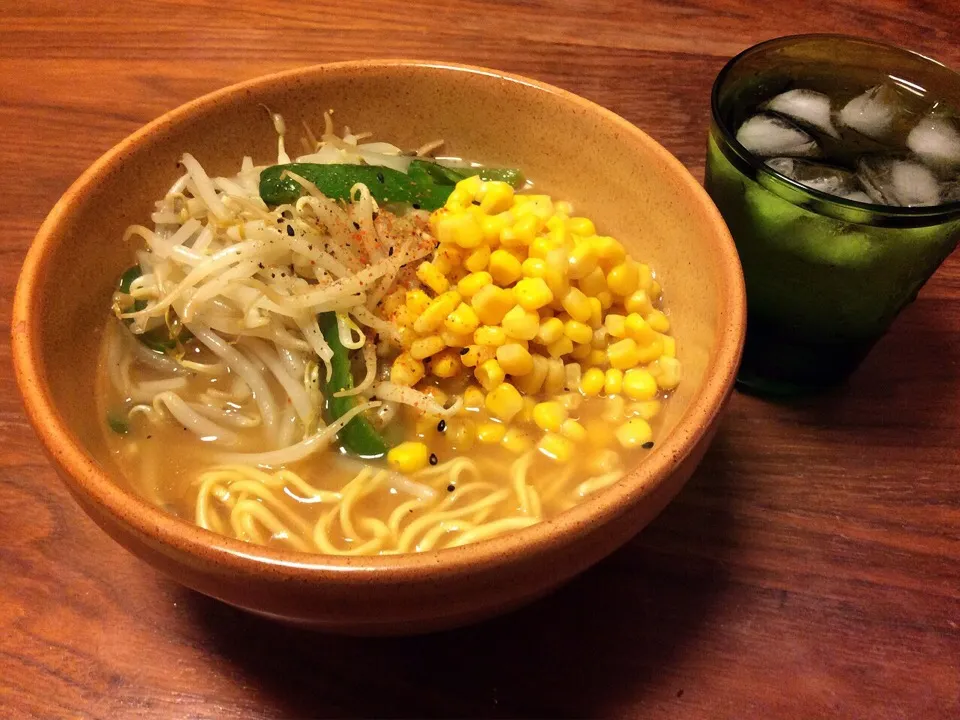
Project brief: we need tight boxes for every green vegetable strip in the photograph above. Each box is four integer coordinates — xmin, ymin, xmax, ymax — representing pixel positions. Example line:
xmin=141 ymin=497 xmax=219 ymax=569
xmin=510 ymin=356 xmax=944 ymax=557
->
xmin=318 ymin=312 xmax=391 ymax=459
xmin=259 ymin=161 xmax=525 ymax=209
xmin=116 ymin=264 xmax=186 ymax=352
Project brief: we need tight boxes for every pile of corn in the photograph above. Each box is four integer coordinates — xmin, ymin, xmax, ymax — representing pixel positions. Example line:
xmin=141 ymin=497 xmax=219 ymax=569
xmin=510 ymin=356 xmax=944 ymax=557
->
xmin=382 ymin=176 xmax=680 ymax=474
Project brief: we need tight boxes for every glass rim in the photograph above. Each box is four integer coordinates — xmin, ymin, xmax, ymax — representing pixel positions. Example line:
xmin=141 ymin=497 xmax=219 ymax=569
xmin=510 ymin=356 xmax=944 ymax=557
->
xmin=710 ymin=33 xmax=960 ymax=222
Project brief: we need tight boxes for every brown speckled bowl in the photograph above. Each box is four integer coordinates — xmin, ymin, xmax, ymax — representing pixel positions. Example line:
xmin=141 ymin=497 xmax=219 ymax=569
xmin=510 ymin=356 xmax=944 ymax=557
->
xmin=12 ymin=60 xmax=745 ymax=634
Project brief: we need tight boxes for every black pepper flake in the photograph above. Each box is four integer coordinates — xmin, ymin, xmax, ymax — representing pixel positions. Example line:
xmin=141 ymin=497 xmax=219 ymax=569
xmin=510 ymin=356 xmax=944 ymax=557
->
xmin=276 ymin=217 xmax=284 ymax=223
xmin=146 ymin=435 xmax=152 ymax=439
xmin=642 ymin=441 xmax=655 ymax=449
xmin=388 ymin=246 xmax=394 ymax=256
xmin=271 ymin=273 xmax=276 ymax=278
xmin=447 ymin=484 xmax=455 ymax=492
xmin=286 ymin=225 xmax=295 ymax=236
xmin=352 ymin=221 xmax=360 ymax=230
xmin=437 ymin=419 xmax=446 ymax=432
xmin=471 ymin=199 xmax=481 ymax=206
xmin=412 ymin=203 xmax=421 ymax=210
xmin=308 ymin=244 xmax=314 ymax=250
xmin=430 ymin=453 xmax=439 ymax=466
xmin=376 ymin=172 xmax=385 ymax=183
xmin=258 ymin=262 xmax=265 ymax=269
xmin=459 ymin=347 xmax=469 ymax=355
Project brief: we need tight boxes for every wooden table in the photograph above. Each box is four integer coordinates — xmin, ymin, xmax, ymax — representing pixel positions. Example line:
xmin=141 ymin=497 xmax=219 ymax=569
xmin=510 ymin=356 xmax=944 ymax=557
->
xmin=3 ymin=1 xmax=960 ymax=717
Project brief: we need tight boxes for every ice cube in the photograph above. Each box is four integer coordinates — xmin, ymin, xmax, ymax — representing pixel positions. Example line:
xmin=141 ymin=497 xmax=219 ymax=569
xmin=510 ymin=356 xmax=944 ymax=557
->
xmin=765 ymin=157 xmax=862 ymax=198
xmin=764 ymin=89 xmax=839 ymax=138
xmin=736 ymin=113 xmax=818 ymax=158
xmin=857 ymin=156 xmax=941 ymax=207
xmin=839 ymin=84 xmax=910 ymax=140
xmin=906 ymin=114 xmax=960 ymax=170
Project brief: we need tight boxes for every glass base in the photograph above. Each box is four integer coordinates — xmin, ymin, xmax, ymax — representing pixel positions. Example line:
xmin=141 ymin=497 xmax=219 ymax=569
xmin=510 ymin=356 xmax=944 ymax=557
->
xmin=736 ymin=318 xmax=878 ymax=398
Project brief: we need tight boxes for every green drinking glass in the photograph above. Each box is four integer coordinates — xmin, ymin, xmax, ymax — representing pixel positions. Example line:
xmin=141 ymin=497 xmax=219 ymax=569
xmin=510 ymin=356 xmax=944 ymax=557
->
xmin=705 ymin=34 xmax=960 ymax=396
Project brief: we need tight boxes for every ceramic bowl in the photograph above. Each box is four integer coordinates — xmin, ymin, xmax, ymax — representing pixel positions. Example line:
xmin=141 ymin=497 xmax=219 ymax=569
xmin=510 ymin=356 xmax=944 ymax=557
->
xmin=12 ymin=60 xmax=745 ymax=634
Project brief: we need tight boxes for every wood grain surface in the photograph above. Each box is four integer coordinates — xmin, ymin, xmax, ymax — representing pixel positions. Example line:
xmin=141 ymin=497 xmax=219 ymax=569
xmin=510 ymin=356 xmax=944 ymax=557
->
xmin=3 ymin=1 xmax=960 ymax=718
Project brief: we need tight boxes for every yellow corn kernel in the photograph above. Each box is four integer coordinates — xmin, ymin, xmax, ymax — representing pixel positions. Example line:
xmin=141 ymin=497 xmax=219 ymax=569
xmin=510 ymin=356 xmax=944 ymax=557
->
xmin=477 ymin=421 xmax=507 ymax=444
xmin=651 ymin=356 xmax=681 ymax=390
xmin=607 ymin=338 xmax=640 ymax=370
xmin=548 ymin=221 xmax=570 ymax=247
xmin=488 ymin=249 xmax=523 ymax=285
xmin=604 ymin=367 xmax=624 ymax=395
xmin=502 ymin=305 xmax=540 ymax=340
xmin=463 ymin=245 xmax=491 ymax=273
xmin=410 ymin=335 xmax=445 ymax=360
xmin=485 ymin=382 xmax=524 ymax=422
xmin=637 ymin=263 xmax=654 ymax=294
xmin=571 ymin=342 xmax=592 ymax=360
xmin=628 ymin=399 xmax=662 ymax=420
xmin=547 ymin=336 xmax=574 ymax=358
xmin=457 ymin=270 xmax=492 ymax=298
xmin=604 ymin=314 xmax=627 ymax=338
xmin=538 ymin=432 xmax=574 ymax=462
xmin=543 ymin=357 xmax=566 ymax=395
xmin=460 ymin=344 xmax=493 ymax=368
xmin=441 ymin=328 xmax=473 ymax=348
xmin=560 ymin=287 xmax=592 ymax=323
xmin=607 ymin=261 xmax=639 ymax=297
xmin=463 ymin=385 xmax=485 ymax=411
xmin=479 ymin=181 xmax=515 ymax=214
xmin=544 ymin=249 xmax=570 ymax=301
xmin=564 ymin=319 xmax=593 ymax=345
xmin=587 ymin=349 xmax=608 ymax=367
xmin=475 ymin=358 xmax=506 ymax=391
xmin=622 ymin=368 xmax=658 ymax=400
xmin=580 ymin=367 xmax=605 ymax=396
xmin=625 ymin=313 xmax=657 ymax=345
xmin=649 ymin=279 xmax=662 ymax=300
xmin=578 ymin=266 xmax=608 ymax=297
xmin=532 ymin=317 xmax=561 ymax=346
xmin=443 ymin=302 xmax=480 ymax=336
xmin=416 ymin=260 xmax=449 ymax=295
xmin=528 ymin=235 xmax=557 ymax=259
xmin=560 ymin=419 xmax=587 ymax=442
xmin=591 ymin=235 xmax=626 ymax=267
xmin=624 ymin=289 xmax=654 ymax=316
xmin=455 ymin=175 xmax=483 ymax=198
xmin=496 ymin=343 xmax=534 ymax=376
xmin=431 ymin=348 xmax=462 ymax=379
xmin=555 ymin=201 xmax=574 ymax=216
xmin=647 ymin=309 xmax=670 ymax=333
xmin=514 ymin=354 xmax=549 ymax=394
xmin=596 ymin=290 xmax=614 ymax=310
xmin=501 ymin=214 xmax=539 ymax=247
xmin=433 ymin=244 xmax=462 ymax=275
xmin=413 ymin=290 xmax=462 ymax=334
xmin=635 ymin=335 xmax=665 ymax=364
xmin=586 ymin=297 xmax=603 ymax=330
xmin=520 ymin=257 xmax=547 ymax=279
xmin=447 ymin=419 xmax=476 ymax=451
xmin=390 ymin=353 xmax=425 ymax=386
xmin=661 ymin=334 xmax=676 ymax=358
xmin=480 ymin=212 xmax=511 ymax=244
xmin=421 ymin=386 xmax=448 ymax=408
xmin=512 ymin=276 xmax=554 ymax=311
xmin=393 ymin=305 xmax=417 ymax=331
xmin=501 ymin=426 xmax=534 ymax=454
xmin=616 ymin=418 xmax=653 ymax=449
xmin=471 ymin=285 xmax=514 ymax=325
xmin=567 ymin=217 xmax=596 ymax=236
xmin=406 ymin=288 xmax=432 ymax=315
xmin=567 ymin=242 xmax=598 ymax=281
xmin=584 ymin=417 xmax=614 ymax=448
xmin=387 ymin=441 xmax=431 ymax=474
xmin=602 ymin=394 xmax=626 ymax=423
xmin=588 ymin=448 xmax=621 ymax=475
xmin=473 ymin=325 xmax=507 ymax=348
xmin=532 ymin=401 xmax=567 ymax=432
xmin=517 ymin=395 xmax=537 ymax=424
xmin=434 ymin=211 xmax=483 ymax=248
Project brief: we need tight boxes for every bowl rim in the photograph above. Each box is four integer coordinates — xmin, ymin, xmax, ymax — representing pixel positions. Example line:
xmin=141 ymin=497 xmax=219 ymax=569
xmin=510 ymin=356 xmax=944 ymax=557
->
xmin=12 ymin=59 xmax=745 ymax=583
